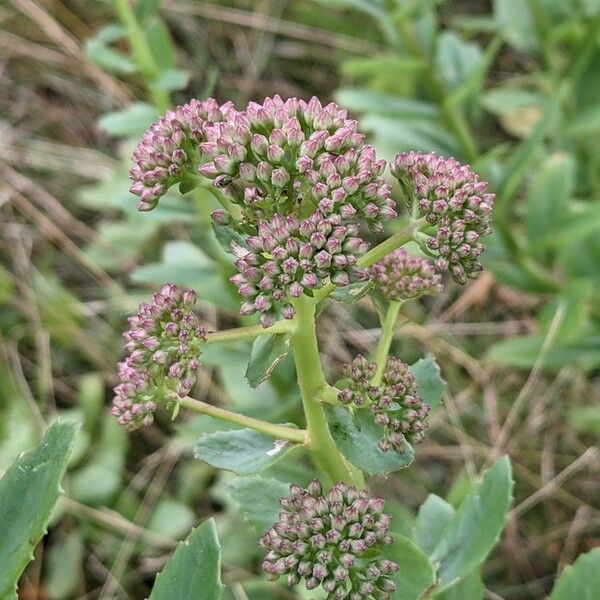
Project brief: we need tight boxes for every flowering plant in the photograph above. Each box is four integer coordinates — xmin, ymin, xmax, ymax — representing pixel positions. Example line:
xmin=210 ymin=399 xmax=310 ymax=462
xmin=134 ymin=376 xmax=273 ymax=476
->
xmin=112 ymin=95 xmax=511 ymax=599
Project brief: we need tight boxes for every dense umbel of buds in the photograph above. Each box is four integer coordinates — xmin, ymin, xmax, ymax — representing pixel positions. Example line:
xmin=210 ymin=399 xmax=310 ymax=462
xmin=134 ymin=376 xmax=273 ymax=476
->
xmin=199 ymin=95 xmax=397 ymax=232
xmin=260 ymin=480 xmax=398 ymax=599
xmin=390 ymin=152 xmax=494 ymax=284
xmin=112 ymin=284 xmax=206 ymax=430
xmin=338 ymin=355 xmax=430 ymax=452
xmin=129 ymin=98 xmax=233 ymax=211
xmin=230 ymin=212 xmax=369 ymax=326
xmin=368 ymin=248 xmax=443 ymax=301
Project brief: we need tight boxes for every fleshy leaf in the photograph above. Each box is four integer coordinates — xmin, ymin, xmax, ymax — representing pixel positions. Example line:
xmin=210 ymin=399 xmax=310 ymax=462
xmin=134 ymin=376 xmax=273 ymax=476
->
xmin=549 ymin=548 xmax=600 ymax=600
xmin=211 ymin=221 xmax=247 ymax=254
xmin=430 ymin=456 xmax=513 ymax=591
xmin=327 ymin=406 xmax=414 ymax=475
xmin=98 ymin=103 xmax=158 ymax=137
xmin=330 ymin=281 xmax=373 ymax=303
xmin=433 ymin=569 xmax=485 ymax=600
xmin=411 ymin=357 xmax=445 ymax=411
xmin=228 ymin=475 xmax=289 ymax=532
xmin=195 ymin=428 xmax=298 ymax=475
xmin=131 ymin=240 xmax=236 ymax=310
xmin=149 ymin=518 xmax=223 ymax=599
xmin=245 ymin=334 xmax=291 ymax=388
xmin=383 ymin=535 xmax=436 ymax=600
xmin=0 ymin=421 xmax=78 ymax=598
xmin=415 ymin=494 xmax=455 ymax=555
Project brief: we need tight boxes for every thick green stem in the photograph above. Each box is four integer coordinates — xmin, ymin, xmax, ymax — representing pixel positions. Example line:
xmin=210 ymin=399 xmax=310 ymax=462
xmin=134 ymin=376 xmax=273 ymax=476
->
xmin=372 ymin=301 xmax=402 ymax=385
xmin=111 ymin=0 xmax=171 ymax=111
xmin=291 ymin=295 xmax=364 ymax=487
xmin=180 ymin=397 xmax=306 ymax=444
xmin=205 ymin=320 xmax=296 ymax=345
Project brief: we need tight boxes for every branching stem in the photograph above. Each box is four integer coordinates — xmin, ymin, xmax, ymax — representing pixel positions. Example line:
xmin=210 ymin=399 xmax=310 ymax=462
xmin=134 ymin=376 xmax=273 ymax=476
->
xmin=372 ymin=301 xmax=402 ymax=385
xmin=291 ymin=295 xmax=364 ymax=487
xmin=205 ymin=320 xmax=296 ymax=345
xmin=180 ymin=396 xmax=306 ymax=444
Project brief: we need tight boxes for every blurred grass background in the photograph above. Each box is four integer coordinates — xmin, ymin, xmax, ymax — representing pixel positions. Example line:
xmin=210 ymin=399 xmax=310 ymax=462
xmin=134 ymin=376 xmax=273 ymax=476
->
xmin=0 ymin=1 xmax=599 ymax=599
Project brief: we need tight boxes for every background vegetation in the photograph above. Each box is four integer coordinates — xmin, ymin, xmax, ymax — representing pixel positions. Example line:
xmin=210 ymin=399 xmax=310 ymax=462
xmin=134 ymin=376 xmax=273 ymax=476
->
xmin=0 ymin=0 xmax=598 ymax=598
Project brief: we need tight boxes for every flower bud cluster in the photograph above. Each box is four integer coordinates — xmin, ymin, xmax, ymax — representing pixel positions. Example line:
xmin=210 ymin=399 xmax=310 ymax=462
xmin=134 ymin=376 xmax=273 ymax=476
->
xmin=112 ymin=284 xmax=206 ymax=430
xmin=368 ymin=248 xmax=443 ymax=301
xmin=260 ymin=480 xmax=398 ymax=599
xmin=129 ymin=98 xmax=233 ymax=211
xmin=198 ymin=95 xmax=397 ymax=232
xmin=390 ymin=152 xmax=494 ymax=284
xmin=338 ymin=355 xmax=430 ymax=452
xmin=230 ymin=212 xmax=369 ymax=326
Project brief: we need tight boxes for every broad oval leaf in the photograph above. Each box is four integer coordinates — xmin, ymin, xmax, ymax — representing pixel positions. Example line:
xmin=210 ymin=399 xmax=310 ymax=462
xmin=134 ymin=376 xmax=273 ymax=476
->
xmin=549 ymin=548 xmax=600 ymax=600
xmin=383 ymin=535 xmax=436 ymax=600
xmin=525 ymin=153 xmax=575 ymax=254
xmin=149 ymin=518 xmax=223 ymax=600
xmin=85 ymin=37 xmax=137 ymax=75
xmin=330 ymin=280 xmax=373 ymax=304
xmin=335 ymin=89 xmax=438 ymax=120
xmin=433 ymin=569 xmax=484 ymax=600
xmin=415 ymin=494 xmax=454 ymax=555
xmin=362 ymin=115 xmax=460 ymax=160
xmin=195 ymin=428 xmax=298 ymax=475
xmin=245 ymin=334 xmax=291 ymax=388
xmin=131 ymin=240 xmax=237 ymax=310
xmin=327 ymin=407 xmax=414 ymax=475
xmin=228 ymin=475 xmax=289 ymax=532
xmin=493 ymin=0 xmax=539 ymax=52
xmin=0 ymin=421 xmax=77 ymax=599
xmin=429 ymin=456 xmax=513 ymax=591
xmin=435 ymin=31 xmax=482 ymax=92
xmin=411 ymin=357 xmax=445 ymax=411
xmin=98 ymin=103 xmax=158 ymax=137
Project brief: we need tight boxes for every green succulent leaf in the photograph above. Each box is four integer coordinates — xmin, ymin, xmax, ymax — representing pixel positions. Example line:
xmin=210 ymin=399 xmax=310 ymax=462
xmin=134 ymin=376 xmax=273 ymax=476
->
xmin=430 ymin=456 xmax=513 ymax=591
xmin=97 ymin=103 xmax=159 ymax=137
xmin=228 ymin=476 xmax=289 ymax=532
xmin=493 ymin=0 xmax=539 ymax=52
xmin=149 ymin=518 xmax=223 ymax=600
xmin=433 ymin=569 xmax=485 ymax=600
xmin=411 ymin=357 xmax=445 ymax=411
xmin=131 ymin=241 xmax=237 ymax=310
xmin=383 ymin=535 xmax=436 ymax=600
xmin=211 ymin=221 xmax=248 ymax=254
xmin=335 ymin=89 xmax=438 ymax=120
xmin=524 ymin=153 xmax=575 ymax=254
xmin=245 ymin=334 xmax=291 ymax=388
xmin=70 ymin=417 xmax=127 ymax=506
xmin=329 ymin=281 xmax=373 ymax=303
xmin=327 ymin=406 xmax=414 ymax=475
xmin=549 ymin=548 xmax=600 ymax=600
xmin=435 ymin=31 xmax=482 ymax=92
xmin=45 ymin=532 xmax=84 ymax=600
xmin=195 ymin=428 xmax=299 ymax=475
xmin=415 ymin=494 xmax=455 ymax=555
xmin=0 ymin=421 xmax=78 ymax=599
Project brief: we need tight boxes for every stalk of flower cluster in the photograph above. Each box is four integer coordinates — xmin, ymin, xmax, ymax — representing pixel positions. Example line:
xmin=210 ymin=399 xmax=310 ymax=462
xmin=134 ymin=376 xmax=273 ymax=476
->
xmin=179 ymin=396 xmax=306 ymax=443
xmin=372 ymin=302 xmax=402 ymax=386
xmin=204 ymin=319 xmax=297 ymax=345
xmin=291 ymin=295 xmax=364 ymax=488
